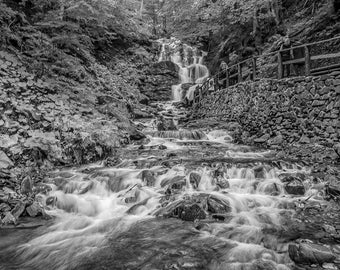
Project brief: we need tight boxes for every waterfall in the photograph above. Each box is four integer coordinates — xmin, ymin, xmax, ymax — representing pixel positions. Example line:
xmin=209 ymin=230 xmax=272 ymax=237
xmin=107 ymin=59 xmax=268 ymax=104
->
xmin=158 ymin=38 xmax=209 ymax=102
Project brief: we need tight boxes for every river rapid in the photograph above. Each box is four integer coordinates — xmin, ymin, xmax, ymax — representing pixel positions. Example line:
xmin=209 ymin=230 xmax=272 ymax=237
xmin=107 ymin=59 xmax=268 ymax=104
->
xmin=0 ymin=38 xmax=330 ymax=270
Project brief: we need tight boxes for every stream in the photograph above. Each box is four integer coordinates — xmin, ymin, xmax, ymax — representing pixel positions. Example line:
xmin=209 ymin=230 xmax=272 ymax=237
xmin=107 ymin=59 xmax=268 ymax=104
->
xmin=0 ymin=38 xmax=337 ymax=270
xmin=0 ymin=101 xmax=315 ymax=270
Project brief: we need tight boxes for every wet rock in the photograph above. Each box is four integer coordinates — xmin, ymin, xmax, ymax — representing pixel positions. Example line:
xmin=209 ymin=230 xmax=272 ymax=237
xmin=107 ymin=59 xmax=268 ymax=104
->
xmin=268 ymin=134 xmax=283 ymax=146
xmin=177 ymin=204 xmax=206 ymax=221
xmin=11 ymin=201 xmax=25 ymax=219
xmin=288 ymin=242 xmax=336 ymax=265
xmin=0 ymin=203 xmax=11 ymax=212
xmin=161 ymin=175 xmax=185 ymax=188
xmin=322 ymin=263 xmax=337 ymax=269
xmin=216 ymin=178 xmax=230 ymax=189
xmin=213 ymin=167 xmax=224 ymax=178
xmin=254 ymin=165 xmax=266 ymax=179
xmin=156 ymin=116 xmax=177 ymax=131
xmin=140 ymin=170 xmax=156 ymax=186
xmin=104 ymin=155 xmax=122 ymax=167
xmin=0 ymin=134 xmax=18 ymax=148
xmin=53 ymin=171 xmax=74 ymax=179
xmin=169 ymin=181 xmax=186 ymax=191
xmin=284 ymin=179 xmax=305 ymax=195
xmin=166 ymin=152 xmax=177 ymax=158
xmin=21 ymin=176 xmax=33 ymax=195
xmin=263 ymin=182 xmax=280 ymax=196
xmin=299 ymin=135 xmax=311 ymax=144
xmin=158 ymin=144 xmax=167 ymax=150
xmin=133 ymin=108 xmax=152 ymax=119
xmin=129 ymin=129 xmax=146 ymax=141
xmin=26 ymin=202 xmax=43 ymax=217
xmin=279 ymin=173 xmax=304 ymax=183
xmin=0 ymin=150 xmax=14 ymax=169
xmin=33 ymin=183 xmax=52 ymax=194
xmin=254 ymin=134 xmax=270 ymax=143
xmin=334 ymin=143 xmax=340 ymax=157
xmin=194 ymin=222 xmax=210 ymax=230
xmin=46 ymin=196 xmax=57 ymax=206
xmin=252 ymin=259 xmax=276 ymax=270
xmin=212 ymin=213 xmax=232 ymax=221
xmin=207 ymin=195 xmax=231 ymax=214
xmin=1 ymin=212 xmax=16 ymax=225
xmin=79 ymin=181 xmax=94 ymax=194
xmin=124 ymin=197 xmax=137 ymax=204
xmin=189 ymin=172 xmax=201 ymax=189
xmin=325 ymin=184 xmax=340 ymax=201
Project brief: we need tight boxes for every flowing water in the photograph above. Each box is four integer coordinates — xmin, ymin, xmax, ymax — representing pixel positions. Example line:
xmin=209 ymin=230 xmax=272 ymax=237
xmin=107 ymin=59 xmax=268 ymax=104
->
xmin=158 ymin=38 xmax=209 ymax=102
xmin=0 ymin=42 xmax=321 ymax=270
xmin=0 ymin=100 xmax=315 ymax=270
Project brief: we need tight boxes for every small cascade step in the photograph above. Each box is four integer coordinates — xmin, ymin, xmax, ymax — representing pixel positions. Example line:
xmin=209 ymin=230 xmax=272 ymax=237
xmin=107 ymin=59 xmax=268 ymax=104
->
xmin=148 ymin=130 xmax=207 ymax=140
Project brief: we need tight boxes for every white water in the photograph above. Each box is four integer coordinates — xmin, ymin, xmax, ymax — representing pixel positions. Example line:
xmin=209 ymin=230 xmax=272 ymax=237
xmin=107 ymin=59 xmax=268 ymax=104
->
xmin=0 ymin=41 xmax=324 ymax=270
xmin=158 ymin=38 xmax=209 ymax=102
xmin=7 ymin=107 xmax=317 ymax=270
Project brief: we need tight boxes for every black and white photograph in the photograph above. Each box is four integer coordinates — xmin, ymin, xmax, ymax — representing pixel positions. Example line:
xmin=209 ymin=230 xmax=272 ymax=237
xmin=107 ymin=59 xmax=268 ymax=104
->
xmin=0 ymin=0 xmax=340 ymax=269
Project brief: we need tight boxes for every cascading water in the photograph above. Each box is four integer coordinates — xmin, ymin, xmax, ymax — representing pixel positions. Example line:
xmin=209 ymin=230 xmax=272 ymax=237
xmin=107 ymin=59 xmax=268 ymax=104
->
xmin=1 ymin=40 xmax=338 ymax=270
xmin=158 ymin=38 xmax=209 ymax=102
xmin=1 ymin=102 xmax=330 ymax=270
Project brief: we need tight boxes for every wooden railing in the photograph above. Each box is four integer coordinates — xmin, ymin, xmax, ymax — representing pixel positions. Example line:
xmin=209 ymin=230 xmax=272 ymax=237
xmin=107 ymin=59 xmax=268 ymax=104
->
xmin=193 ymin=36 xmax=340 ymax=105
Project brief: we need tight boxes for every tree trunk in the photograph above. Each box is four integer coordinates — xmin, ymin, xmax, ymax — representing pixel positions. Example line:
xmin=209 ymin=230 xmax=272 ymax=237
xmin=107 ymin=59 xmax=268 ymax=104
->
xmin=140 ymin=0 xmax=144 ymax=17
xmin=271 ymin=0 xmax=282 ymax=25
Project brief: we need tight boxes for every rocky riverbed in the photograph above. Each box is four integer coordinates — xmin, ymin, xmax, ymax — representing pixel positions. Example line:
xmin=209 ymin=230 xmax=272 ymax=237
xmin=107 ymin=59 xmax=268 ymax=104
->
xmin=1 ymin=100 xmax=340 ymax=270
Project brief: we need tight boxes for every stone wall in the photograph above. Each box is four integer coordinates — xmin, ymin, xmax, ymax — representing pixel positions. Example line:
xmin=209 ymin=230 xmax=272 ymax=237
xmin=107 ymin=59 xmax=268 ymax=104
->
xmin=192 ymin=74 xmax=340 ymax=157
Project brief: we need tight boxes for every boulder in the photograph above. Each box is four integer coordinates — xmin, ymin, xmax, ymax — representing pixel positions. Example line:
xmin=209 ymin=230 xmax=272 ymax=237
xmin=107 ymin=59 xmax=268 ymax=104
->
xmin=254 ymin=165 xmax=266 ymax=179
xmin=161 ymin=175 xmax=185 ymax=188
xmin=11 ymin=202 xmax=25 ymax=219
xmin=325 ymin=184 xmax=340 ymax=201
xmin=288 ymin=242 xmax=336 ymax=265
xmin=263 ymin=182 xmax=280 ymax=196
xmin=1 ymin=212 xmax=16 ymax=225
xmin=0 ymin=134 xmax=18 ymax=148
xmin=21 ymin=176 xmax=33 ymax=195
xmin=216 ymin=178 xmax=230 ymax=189
xmin=284 ymin=179 xmax=305 ymax=195
xmin=267 ymin=134 xmax=284 ymax=145
xmin=46 ymin=196 xmax=57 ymax=206
xmin=207 ymin=196 xmax=231 ymax=214
xmin=129 ymin=129 xmax=146 ymax=141
xmin=140 ymin=170 xmax=156 ymax=186
xmin=153 ymin=61 xmax=179 ymax=74
xmin=0 ymin=151 xmax=14 ymax=169
xmin=254 ymin=134 xmax=270 ymax=143
xmin=156 ymin=117 xmax=177 ymax=131
xmin=26 ymin=202 xmax=43 ymax=217
xmin=0 ymin=203 xmax=11 ymax=212
xmin=177 ymin=204 xmax=206 ymax=221
xmin=189 ymin=172 xmax=201 ymax=189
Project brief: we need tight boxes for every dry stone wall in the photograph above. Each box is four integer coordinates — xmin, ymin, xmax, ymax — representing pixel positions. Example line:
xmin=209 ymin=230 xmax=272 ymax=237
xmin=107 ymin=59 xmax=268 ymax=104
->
xmin=193 ymin=74 xmax=340 ymax=157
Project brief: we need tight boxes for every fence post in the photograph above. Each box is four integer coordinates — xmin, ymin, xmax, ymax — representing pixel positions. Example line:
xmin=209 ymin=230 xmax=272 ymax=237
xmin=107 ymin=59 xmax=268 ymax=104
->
xmin=214 ymin=76 xmax=218 ymax=91
xmin=304 ymin=45 xmax=311 ymax=76
xmin=226 ymin=68 xmax=229 ymax=88
xmin=252 ymin=58 xmax=256 ymax=80
xmin=277 ymin=51 xmax=283 ymax=79
xmin=238 ymin=63 xmax=242 ymax=83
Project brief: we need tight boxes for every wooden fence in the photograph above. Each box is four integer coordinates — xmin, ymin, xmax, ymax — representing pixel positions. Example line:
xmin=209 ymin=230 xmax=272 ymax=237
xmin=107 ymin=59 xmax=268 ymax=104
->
xmin=193 ymin=36 xmax=340 ymax=105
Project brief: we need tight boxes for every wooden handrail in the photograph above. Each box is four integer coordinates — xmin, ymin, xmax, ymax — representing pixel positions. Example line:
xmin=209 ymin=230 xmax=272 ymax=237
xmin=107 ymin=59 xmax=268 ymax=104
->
xmin=192 ymin=35 xmax=340 ymax=106
xmin=279 ymin=35 xmax=340 ymax=53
